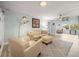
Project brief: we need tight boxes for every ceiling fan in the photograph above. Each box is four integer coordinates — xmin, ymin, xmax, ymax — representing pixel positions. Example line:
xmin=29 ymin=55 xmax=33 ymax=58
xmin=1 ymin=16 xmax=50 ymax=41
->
xmin=57 ymin=14 xmax=70 ymax=21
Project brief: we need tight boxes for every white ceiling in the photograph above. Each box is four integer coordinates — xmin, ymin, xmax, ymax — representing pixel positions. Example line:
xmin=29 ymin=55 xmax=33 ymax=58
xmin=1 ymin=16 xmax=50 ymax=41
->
xmin=0 ymin=1 xmax=79 ymax=19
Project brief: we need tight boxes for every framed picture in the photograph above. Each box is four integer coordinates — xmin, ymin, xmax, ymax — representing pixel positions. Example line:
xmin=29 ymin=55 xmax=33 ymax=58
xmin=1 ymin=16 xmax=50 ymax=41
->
xmin=32 ymin=18 xmax=40 ymax=28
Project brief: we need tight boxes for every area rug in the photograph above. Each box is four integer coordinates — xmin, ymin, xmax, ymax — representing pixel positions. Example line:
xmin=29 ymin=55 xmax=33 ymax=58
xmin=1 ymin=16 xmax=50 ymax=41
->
xmin=1 ymin=39 xmax=73 ymax=57
xmin=40 ymin=39 xmax=73 ymax=57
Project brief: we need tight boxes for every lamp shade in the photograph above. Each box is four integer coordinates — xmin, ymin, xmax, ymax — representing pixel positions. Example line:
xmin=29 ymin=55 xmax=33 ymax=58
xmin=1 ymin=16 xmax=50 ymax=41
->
xmin=21 ymin=16 xmax=29 ymax=24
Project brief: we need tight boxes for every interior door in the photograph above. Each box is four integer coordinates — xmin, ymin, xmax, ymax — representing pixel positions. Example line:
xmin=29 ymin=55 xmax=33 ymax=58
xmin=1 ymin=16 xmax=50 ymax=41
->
xmin=51 ymin=22 xmax=56 ymax=35
xmin=48 ymin=21 xmax=56 ymax=35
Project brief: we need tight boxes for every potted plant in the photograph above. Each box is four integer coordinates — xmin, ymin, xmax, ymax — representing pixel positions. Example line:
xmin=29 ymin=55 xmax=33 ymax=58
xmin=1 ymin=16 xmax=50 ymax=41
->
xmin=63 ymin=25 xmax=69 ymax=29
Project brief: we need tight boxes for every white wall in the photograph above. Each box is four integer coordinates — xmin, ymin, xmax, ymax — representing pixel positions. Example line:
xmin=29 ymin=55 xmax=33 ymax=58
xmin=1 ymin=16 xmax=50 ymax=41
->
xmin=4 ymin=10 xmax=33 ymax=41
xmin=0 ymin=8 xmax=4 ymax=44
xmin=4 ymin=10 xmax=42 ymax=41
xmin=63 ymin=7 xmax=79 ymax=17
xmin=48 ymin=20 xmax=62 ymax=35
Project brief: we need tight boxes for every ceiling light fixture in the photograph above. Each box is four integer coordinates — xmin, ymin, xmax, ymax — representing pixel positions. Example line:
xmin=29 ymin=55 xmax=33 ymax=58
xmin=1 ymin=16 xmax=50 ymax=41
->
xmin=40 ymin=1 xmax=47 ymax=7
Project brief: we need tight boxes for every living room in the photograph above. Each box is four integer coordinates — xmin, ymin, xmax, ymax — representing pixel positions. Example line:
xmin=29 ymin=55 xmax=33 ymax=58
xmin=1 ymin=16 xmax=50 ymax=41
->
xmin=0 ymin=1 xmax=79 ymax=57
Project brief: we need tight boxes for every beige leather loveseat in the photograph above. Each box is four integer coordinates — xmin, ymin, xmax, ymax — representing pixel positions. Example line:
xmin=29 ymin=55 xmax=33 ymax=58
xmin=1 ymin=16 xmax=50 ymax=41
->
xmin=9 ymin=37 xmax=42 ymax=57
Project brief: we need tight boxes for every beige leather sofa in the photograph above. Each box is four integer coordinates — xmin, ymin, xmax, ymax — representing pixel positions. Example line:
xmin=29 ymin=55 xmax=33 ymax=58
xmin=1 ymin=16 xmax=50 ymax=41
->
xmin=9 ymin=37 xmax=42 ymax=57
xmin=27 ymin=29 xmax=53 ymax=45
xmin=27 ymin=30 xmax=41 ymax=41
xmin=27 ymin=29 xmax=48 ymax=41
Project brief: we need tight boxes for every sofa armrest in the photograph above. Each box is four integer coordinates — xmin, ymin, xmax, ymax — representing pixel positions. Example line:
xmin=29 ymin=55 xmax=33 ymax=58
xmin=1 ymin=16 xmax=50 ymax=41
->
xmin=24 ymin=39 xmax=42 ymax=57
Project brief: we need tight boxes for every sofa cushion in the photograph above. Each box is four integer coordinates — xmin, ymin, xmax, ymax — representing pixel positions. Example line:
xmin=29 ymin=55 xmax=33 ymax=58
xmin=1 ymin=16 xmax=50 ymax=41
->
xmin=21 ymin=36 xmax=30 ymax=41
xmin=27 ymin=30 xmax=41 ymax=40
xmin=27 ymin=32 xmax=34 ymax=36
xmin=20 ymin=36 xmax=30 ymax=49
xmin=29 ymin=40 xmax=36 ymax=46
xmin=22 ymin=41 xmax=29 ymax=49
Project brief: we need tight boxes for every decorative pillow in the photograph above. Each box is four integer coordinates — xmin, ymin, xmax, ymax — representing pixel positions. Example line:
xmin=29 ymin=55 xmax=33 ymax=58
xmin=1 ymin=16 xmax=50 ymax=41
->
xmin=33 ymin=35 xmax=41 ymax=39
